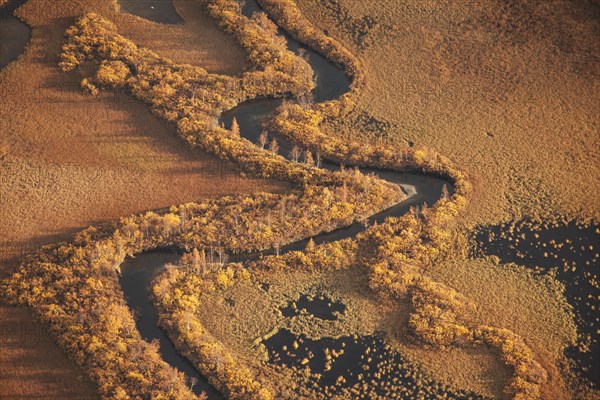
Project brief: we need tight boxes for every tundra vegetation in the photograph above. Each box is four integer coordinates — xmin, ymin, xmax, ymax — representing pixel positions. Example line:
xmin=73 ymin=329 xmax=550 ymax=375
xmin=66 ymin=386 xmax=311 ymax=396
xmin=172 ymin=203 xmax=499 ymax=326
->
xmin=293 ymin=0 xmax=600 ymax=225
xmin=288 ymin=0 xmax=599 ymax=393
xmin=0 ymin=0 xmax=588 ymax=399
xmin=0 ymin=0 xmax=280 ymax=395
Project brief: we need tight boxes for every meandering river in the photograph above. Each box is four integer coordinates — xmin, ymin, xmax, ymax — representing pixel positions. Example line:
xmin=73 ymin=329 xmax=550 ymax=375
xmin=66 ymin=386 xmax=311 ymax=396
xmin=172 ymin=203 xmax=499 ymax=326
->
xmin=118 ymin=0 xmax=453 ymax=397
xmin=117 ymin=0 xmax=597 ymax=398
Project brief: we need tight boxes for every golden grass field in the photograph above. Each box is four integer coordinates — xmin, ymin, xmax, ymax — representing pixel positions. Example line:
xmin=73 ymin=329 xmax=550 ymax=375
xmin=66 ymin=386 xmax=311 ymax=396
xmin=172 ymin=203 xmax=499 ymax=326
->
xmin=289 ymin=0 xmax=599 ymax=395
xmin=0 ymin=0 xmax=597 ymax=398
xmin=296 ymin=0 xmax=600 ymax=226
xmin=189 ymin=258 xmax=575 ymax=398
xmin=0 ymin=1 xmax=284 ymax=398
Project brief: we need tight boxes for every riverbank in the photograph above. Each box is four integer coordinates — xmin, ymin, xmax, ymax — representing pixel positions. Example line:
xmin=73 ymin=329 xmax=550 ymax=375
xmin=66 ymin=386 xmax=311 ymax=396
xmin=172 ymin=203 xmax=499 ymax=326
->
xmin=5 ymin=1 xmax=404 ymax=398
xmin=0 ymin=0 xmax=586 ymax=399
xmin=294 ymin=0 xmax=600 ymax=226
xmin=0 ymin=0 xmax=285 ymax=398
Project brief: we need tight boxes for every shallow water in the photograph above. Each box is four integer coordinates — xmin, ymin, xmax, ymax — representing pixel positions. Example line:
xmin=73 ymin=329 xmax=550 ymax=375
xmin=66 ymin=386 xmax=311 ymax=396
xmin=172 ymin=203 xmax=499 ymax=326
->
xmin=119 ymin=0 xmax=182 ymax=24
xmin=116 ymin=1 xmax=455 ymax=398
xmin=0 ymin=0 xmax=31 ymax=68
xmin=263 ymin=329 xmax=482 ymax=399
xmin=281 ymin=293 xmax=346 ymax=320
xmin=474 ymin=221 xmax=600 ymax=387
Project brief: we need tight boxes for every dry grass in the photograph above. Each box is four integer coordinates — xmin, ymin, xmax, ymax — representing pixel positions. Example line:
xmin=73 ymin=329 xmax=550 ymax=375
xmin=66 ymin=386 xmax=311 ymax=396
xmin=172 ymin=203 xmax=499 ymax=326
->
xmin=425 ymin=258 xmax=577 ymax=398
xmin=0 ymin=305 xmax=97 ymax=399
xmin=115 ymin=0 xmax=251 ymax=74
xmin=190 ymin=259 xmax=575 ymax=399
xmin=1 ymin=0 xmax=281 ymax=269
xmin=296 ymin=0 xmax=600 ymax=226
xmin=0 ymin=0 xmax=285 ymax=397
xmin=1 ymin=0 xmax=592 ymax=397
xmin=290 ymin=1 xmax=597 ymax=394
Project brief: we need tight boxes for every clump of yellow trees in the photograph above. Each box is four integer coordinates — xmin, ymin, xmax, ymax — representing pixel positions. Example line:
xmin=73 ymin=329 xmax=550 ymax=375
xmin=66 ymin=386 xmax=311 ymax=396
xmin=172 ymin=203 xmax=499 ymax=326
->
xmin=2 ymin=2 xmax=400 ymax=397
xmin=152 ymin=260 xmax=275 ymax=400
xmin=255 ymin=1 xmax=548 ymax=398
xmin=156 ymin=197 xmax=547 ymax=399
xmin=0 ymin=0 xmax=550 ymax=399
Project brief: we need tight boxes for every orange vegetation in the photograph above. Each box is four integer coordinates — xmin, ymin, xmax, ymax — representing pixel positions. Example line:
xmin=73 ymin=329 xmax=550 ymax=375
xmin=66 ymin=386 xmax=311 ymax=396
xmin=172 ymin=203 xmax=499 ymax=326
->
xmin=0 ymin=0 xmax=582 ymax=399
xmin=0 ymin=0 xmax=281 ymax=397
xmin=293 ymin=0 xmax=600 ymax=225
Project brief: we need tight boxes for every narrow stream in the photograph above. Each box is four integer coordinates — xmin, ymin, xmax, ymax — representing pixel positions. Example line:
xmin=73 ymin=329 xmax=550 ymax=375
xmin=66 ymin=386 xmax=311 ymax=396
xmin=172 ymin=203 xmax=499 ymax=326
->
xmin=117 ymin=1 xmax=454 ymax=398
xmin=0 ymin=0 xmax=31 ymax=68
xmin=0 ymin=0 xmax=588 ymax=397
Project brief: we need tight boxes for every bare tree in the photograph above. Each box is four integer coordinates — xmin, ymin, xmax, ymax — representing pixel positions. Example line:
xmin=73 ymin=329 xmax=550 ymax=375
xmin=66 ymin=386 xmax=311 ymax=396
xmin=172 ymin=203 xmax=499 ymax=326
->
xmin=289 ymin=145 xmax=301 ymax=162
xmin=279 ymin=200 xmax=287 ymax=223
xmin=412 ymin=205 xmax=420 ymax=220
xmin=179 ymin=206 xmax=187 ymax=232
xmin=297 ymin=47 xmax=308 ymax=60
xmin=191 ymin=248 xmax=201 ymax=273
xmin=269 ymin=138 xmax=279 ymax=154
xmin=258 ymin=130 xmax=268 ymax=149
xmin=189 ymin=376 xmax=198 ymax=391
xmin=297 ymin=91 xmax=314 ymax=109
xmin=233 ymin=214 xmax=239 ymax=236
xmin=339 ymin=181 xmax=348 ymax=203
xmin=304 ymin=150 xmax=314 ymax=166
xmin=421 ymin=202 xmax=429 ymax=216
xmin=441 ymin=184 xmax=449 ymax=200
xmin=230 ymin=117 xmax=240 ymax=136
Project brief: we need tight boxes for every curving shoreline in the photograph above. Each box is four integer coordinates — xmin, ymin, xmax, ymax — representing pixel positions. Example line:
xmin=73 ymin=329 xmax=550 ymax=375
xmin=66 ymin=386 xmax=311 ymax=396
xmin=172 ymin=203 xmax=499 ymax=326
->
xmin=119 ymin=2 xmax=453 ymax=397
xmin=0 ymin=0 xmax=577 ymax=399
xmin=0 ymin=0 xmax=31 ymax=69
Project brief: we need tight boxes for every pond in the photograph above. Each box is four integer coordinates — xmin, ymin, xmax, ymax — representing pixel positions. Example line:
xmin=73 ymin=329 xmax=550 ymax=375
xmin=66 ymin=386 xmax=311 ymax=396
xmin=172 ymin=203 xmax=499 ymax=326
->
xmin=474 ymin=220 xmax=600 ymax=387
xmin=119 ymin=0 xmax=182 ymax=24
xmin=0 ymin=0 xmax=31 ymax=69
xmin=281 ymin=292 xmax=347 ymax=321
xmin=263 ymin=329 xmax=483 ymax=399
xmin=117 ymin=1 xmax=456 ymax=398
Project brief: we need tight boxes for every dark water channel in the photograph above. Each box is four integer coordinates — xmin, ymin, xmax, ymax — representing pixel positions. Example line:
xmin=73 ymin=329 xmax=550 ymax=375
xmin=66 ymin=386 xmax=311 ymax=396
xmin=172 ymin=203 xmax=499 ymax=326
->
xmin=0 ymin=0 xmax=31 ymax=68
xmin=116 ymin=1 xmax=469 ymax=399
xmin=120 ymin=250 xmax=223 ymax=398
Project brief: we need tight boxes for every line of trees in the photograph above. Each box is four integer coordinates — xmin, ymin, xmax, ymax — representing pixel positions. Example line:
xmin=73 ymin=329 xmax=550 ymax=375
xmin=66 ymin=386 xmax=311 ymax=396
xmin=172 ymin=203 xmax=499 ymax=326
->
xmin=1 ymin=1 xmax=549 ymax=399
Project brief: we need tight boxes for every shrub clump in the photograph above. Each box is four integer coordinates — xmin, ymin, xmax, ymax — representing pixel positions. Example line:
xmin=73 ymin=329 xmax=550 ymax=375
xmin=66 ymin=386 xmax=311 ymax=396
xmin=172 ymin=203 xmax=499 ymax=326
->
xmin=95 ymin=60 xmax=131 ymax=86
